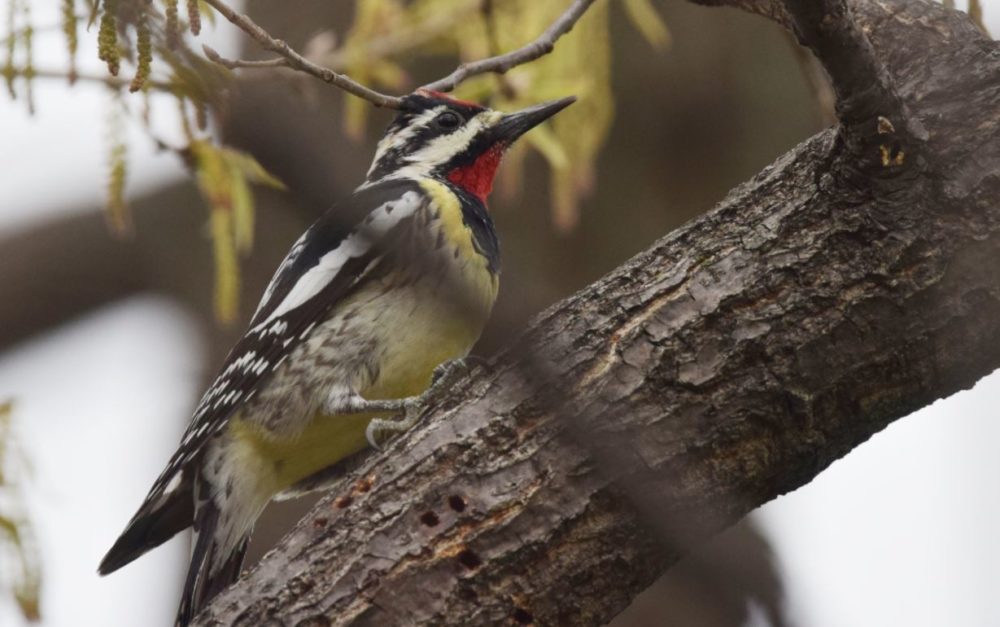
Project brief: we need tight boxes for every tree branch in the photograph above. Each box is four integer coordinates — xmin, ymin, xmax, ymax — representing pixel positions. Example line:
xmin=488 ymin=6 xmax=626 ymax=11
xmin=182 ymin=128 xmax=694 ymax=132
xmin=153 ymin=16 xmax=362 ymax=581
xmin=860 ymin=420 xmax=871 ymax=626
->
xmin=195 ymin=0 xmax=1000 ymax=624
xmin=199 ymin=0 xmax=599 ymax=107
xmin=421 ymin=0 xmax=597 ymax=93
xmin=782 ymin=0 xmax=919 ymax=170
xmin=199 ymin=0 xmax=404 ymax=108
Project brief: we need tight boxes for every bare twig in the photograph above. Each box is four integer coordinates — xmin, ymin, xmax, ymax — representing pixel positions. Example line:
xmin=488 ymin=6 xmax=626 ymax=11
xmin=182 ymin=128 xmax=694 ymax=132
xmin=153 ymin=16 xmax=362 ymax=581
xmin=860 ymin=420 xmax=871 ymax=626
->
xmin=15 ymin=66 xmax=173 ymax=91
xmin=422 ymin=0 xmax=598 ymax=92
xmin=198 ymin=0 xmax=598 ymax=107
xmin=202 ymin=44 xmax=288 ymax=70
xmin=199 ymin=0 xmax=404 ymax=108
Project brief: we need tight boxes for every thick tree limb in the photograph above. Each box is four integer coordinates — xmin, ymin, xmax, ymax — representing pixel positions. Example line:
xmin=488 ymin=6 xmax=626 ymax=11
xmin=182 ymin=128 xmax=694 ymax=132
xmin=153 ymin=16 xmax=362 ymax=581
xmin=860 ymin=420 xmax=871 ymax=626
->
xmin=191 ymin=0 xmax=1000 ymax=624
xmin=196 ymin=0 xmax=1000 ymax=623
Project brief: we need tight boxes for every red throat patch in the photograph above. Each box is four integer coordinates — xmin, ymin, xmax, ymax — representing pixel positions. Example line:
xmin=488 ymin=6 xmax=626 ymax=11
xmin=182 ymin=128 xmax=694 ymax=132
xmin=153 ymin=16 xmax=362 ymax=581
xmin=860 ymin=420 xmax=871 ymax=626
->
xmin=446 ymin=146 xmax=504 ymax=203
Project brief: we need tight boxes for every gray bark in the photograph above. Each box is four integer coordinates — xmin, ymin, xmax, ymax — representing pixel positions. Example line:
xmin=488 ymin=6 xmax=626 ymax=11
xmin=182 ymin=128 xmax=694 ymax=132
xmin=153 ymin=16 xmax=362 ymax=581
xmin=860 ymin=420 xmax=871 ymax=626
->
xmin=193 ymin=0 xmax=1000 ymax=624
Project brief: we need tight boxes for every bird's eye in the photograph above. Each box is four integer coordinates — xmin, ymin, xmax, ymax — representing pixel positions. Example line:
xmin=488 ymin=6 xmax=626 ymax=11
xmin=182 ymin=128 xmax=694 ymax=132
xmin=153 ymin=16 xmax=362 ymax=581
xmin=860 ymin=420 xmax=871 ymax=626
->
xmin=436 ymin=112 xmax=462 ymax=130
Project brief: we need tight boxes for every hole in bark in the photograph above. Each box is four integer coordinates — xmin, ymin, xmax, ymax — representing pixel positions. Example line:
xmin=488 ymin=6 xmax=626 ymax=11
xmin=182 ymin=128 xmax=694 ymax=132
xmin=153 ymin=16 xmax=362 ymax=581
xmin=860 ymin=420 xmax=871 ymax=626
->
xmin=512 ymin=607 xmax=533 ymax=624
xmin=335 ymin=495 xmax=353 ymax=509
xmin=313 ymin=517 xmax=328 ymax=528
xmin=457 ymin=549 xmax=482 ymax=570
xmin=294 ymin=617 xmax=331 ymax=627
xmin=420 ymin=511 xmax=440 ymax=527
xmin=448 ymin=494 xmax=466 ymax=512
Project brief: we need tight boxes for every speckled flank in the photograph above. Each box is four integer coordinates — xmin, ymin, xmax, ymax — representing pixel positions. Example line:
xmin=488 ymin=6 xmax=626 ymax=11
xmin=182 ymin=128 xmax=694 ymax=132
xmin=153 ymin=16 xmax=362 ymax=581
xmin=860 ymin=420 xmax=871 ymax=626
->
xmin=208 ymin=182 xmax=500 ymax=556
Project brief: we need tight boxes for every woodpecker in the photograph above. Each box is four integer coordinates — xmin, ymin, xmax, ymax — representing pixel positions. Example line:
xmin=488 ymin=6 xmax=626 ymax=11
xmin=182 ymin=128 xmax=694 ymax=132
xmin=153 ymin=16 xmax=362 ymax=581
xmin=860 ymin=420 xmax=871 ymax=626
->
xmin=98 ymin=89 xmax=574 ymax=625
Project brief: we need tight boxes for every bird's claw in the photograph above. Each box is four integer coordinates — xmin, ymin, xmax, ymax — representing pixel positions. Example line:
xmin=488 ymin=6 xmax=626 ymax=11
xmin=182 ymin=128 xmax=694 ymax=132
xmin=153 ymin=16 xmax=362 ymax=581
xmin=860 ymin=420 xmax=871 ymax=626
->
xmin=365 ymin=358 xmax=484 ymax=449
xmin=365 ymin=397 xmax=420 ymax=450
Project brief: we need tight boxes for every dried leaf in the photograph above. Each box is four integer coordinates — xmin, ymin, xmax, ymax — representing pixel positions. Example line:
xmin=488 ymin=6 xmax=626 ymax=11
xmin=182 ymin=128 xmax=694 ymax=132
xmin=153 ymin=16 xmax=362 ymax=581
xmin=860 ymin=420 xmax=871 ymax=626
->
xmin=0 ymin=402 xmax=42 ymax=623
xmin=210 ymin=206 xmax=239 ymax=324
xmin=623 ymin=0 xmax=671 ymax=50
xmin=105 ymin=95 xmax=131 ymax=237
xmin=198 ymin=0 xmax=216 ymax=27
xmin=229 ymin=165 xmax=254 ymax=253
xmin=968 ymin=0 xmax=989 ymax=35
xmin=221 ymin=147 xmax=286 ymax=190
xmin=191 ymin=141 xmax=286 ymax=323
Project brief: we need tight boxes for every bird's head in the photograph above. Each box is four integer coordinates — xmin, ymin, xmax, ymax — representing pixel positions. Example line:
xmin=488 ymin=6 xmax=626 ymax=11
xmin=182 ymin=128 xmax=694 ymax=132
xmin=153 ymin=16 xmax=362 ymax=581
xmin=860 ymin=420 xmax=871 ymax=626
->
xmin=365 ymin=89 xmax=576 ymax=202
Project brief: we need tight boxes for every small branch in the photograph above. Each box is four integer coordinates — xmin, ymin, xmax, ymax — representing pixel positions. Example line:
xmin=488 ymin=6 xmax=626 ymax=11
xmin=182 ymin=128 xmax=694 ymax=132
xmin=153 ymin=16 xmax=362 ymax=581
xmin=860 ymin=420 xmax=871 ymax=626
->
xmin=11 ymin=66 xmax=174 ymax=91
xmin=782 ymin=0 xmax=902 ymax=123
xmin=199 ymin=0 xmax=404 ymax=108
xmin=202 ymin=45 xmax=288 ymax=71
xmin=781 ymin=0 xmax=918 ymax=173
xmin=422 ymin=0 xmax=597 ymax=93
xmin=199 ymin=0 xmax=599 ymax=108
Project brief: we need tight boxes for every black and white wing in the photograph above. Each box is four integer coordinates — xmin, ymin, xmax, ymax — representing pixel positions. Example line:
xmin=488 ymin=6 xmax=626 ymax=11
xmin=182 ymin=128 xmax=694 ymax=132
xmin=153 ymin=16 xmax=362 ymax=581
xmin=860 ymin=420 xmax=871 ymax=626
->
xmin=145 ymin=179 xmax=428 ymax=500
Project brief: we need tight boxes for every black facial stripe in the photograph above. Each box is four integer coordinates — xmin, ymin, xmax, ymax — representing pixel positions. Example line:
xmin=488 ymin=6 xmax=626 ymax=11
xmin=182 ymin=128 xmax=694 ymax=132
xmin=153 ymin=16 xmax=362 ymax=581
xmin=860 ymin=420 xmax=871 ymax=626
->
xmin=434 ymin=131 xmax=496 ymax=175
xmin=367 ymin=92 xmax=492 ymax=184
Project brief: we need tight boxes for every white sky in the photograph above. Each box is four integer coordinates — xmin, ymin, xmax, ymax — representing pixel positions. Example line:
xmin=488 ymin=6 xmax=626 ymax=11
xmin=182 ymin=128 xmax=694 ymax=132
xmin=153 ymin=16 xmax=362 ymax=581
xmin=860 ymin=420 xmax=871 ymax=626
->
xmin=0 ymin=2 xmax=998 ymax=627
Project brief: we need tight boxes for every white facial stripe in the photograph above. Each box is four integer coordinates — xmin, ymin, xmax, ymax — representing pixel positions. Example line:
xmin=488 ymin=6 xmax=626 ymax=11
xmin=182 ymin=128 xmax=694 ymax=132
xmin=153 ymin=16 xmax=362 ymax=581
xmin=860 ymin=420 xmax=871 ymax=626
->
xmin=404 ymin=111 xmax=488 ymax=166
xmin=367 ymin=107 xmax=445 ymax=178
xmin=250 ymin=191 xmax=422 ymax=331
xmin=373 ymin=111 xmax=502 ymax=183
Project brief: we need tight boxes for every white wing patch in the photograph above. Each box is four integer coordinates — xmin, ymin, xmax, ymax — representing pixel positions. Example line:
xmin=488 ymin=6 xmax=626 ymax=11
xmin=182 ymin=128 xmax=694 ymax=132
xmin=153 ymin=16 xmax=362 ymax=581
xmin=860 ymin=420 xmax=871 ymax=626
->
xmin=249 ymin=191 xmax=423 ymax=332
xmin=253 ymin=227 xmax=312 ymax=320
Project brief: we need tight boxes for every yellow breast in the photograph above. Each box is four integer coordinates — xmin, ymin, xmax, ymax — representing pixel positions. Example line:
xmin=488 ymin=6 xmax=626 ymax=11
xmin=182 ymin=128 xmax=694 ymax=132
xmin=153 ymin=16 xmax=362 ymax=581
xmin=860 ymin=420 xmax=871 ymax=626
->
xmin=231 ymin=180 xmax=499 ymax=492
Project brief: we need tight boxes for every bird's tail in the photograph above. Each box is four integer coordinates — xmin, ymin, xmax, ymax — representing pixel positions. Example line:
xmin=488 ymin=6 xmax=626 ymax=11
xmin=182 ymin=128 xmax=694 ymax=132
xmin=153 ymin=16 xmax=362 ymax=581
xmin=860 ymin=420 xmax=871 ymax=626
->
xmin=99 ymin=477 xmax=194 ymax=576
xmin=175 ymin=499 xmax=250 ymax=627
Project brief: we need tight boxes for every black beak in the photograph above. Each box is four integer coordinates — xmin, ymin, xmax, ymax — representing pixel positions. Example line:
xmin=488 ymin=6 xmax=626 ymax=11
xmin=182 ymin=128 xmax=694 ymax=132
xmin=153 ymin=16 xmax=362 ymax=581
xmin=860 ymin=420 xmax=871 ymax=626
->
xmin=494 ymin=96 xmax=576 ymax=144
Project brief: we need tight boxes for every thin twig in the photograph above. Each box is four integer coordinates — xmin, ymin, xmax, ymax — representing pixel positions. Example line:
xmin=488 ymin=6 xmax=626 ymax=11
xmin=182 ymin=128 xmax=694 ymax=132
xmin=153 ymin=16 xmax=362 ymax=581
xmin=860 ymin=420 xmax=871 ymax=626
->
xmin=422 ymin=0 xmax=597 ymax=93
xmin=15 ymin=66 xmax=174 ymax=91
xmin=199 ymin=0 xmax=404 ymax=108
xmin=199 ymin=0 xmax=598 ymax=107
xmin=202 ymin=45 xmax=288 ymax=70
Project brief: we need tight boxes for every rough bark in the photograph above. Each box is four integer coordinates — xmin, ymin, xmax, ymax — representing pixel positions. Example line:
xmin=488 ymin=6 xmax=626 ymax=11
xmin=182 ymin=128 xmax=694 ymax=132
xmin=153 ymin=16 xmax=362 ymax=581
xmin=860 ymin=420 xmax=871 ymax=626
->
xmin=182 ymin=0 xmax=998 ymax=624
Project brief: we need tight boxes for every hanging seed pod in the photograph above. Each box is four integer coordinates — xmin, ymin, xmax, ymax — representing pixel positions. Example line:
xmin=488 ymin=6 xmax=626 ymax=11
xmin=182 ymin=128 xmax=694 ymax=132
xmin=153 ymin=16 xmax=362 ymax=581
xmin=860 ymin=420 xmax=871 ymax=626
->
xmin=186 ymin=0 xmax=201 ymax=36
xmin=129 ymin=3 xmax=152 ymax=92
xmin=3 ymin=0 xmax=17 ymax=99
xmin=62 ymin=0 xmax=77 ymax=83
xmin=97 ymin=0 xmax=120 ymax=76
xmin=164 ymin=0 xmax=180 ymax=48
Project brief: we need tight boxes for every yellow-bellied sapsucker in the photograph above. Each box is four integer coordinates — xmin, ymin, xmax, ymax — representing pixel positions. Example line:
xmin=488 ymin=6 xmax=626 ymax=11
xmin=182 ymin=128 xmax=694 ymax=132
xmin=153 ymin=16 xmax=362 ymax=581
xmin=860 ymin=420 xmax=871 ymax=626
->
xmin=98 ymin=89 xmax=574 ymax=626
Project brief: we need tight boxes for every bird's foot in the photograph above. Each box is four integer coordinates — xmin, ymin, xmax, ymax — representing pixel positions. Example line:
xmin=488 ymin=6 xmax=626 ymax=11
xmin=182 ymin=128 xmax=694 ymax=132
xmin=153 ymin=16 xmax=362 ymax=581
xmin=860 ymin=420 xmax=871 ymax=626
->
xmin=364 ymin=358 xmax=482 ymax=449
xmin=364 ymin=398 xmax=421 ymax=450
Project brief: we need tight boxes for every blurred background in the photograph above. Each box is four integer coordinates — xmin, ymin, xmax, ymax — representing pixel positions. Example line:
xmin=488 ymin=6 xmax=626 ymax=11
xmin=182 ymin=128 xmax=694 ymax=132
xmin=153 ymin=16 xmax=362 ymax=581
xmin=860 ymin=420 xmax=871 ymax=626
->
xmin=1 ymin=1 xmax=998 ymax=625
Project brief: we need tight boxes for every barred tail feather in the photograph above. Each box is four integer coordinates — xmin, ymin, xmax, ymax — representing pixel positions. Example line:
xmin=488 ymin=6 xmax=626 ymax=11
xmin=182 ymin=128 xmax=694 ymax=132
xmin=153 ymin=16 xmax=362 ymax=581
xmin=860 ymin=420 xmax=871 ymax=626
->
xmin=176 ymin=500 xmax=250 ymax=627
